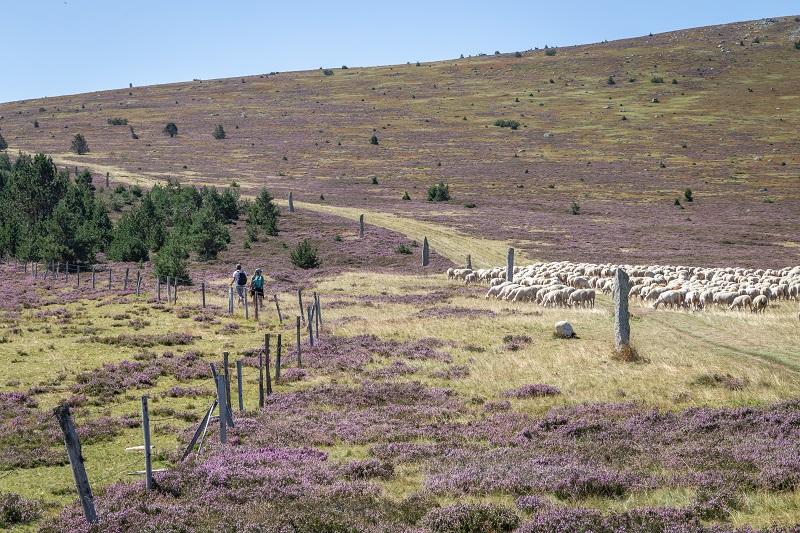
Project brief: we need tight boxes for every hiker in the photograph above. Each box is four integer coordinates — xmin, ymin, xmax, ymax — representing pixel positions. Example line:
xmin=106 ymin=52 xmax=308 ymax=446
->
xmin=231 ymin=264 xmax=248 ymax=304
xmin=250 ymin=268 xmax=265 ymax=308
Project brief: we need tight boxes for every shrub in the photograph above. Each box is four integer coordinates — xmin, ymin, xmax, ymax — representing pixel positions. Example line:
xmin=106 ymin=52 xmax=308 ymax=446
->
xmin=570 ymin=201 xmax=580 ymax=215
xmin=33 ymin=120 xmax=39 ymax=128
xmin=427 ymin=182 xmax=450 ymax=202
xmin=291 ymin=239 xmax=320 ymax=269
xmin=153 ymin=235 xmax=190 ymax=282
xmin=396 ymin=244 xmax=412 ymax=254
xmin=464 ymin=202 xmax=476 ymax=208
xmin=341 ymin=65 xmax=348 ymax=69
xmin=607 ymin=76 xmax=615 ymax=85
xmin=370 ymin=176 xmax=379 ymax=185
xmin=248 ymin=188 xmax=280 ymax=236
xmin=323 ymin=69 xmax=334 ymax=76
xmin=212 ymin=124 xmax=226 ymax=139
xmin=422 ymin=503 xmax=520 ymax=533
xmin=795 ymin=40 xmax=800 ymax=50
xmin=107 ymin=118 xmax=128 ymax=125
xmin=651 ymin=76 xmax=664 ymax=83
xmin=684 ymin=188 xmax=693 ymax=202
xmin=369 ymin=134 xmax=379 ymax=145
xmin=674 ymin=198 xmax=682 ymax=207
xmin=515 ymin=51 xmax=522 ymax=58
xmin=544 ymin=47 xmax=557 ymax=56
xmin=164 ymin=122 xmax=178 ymax=137
xmin=0 ymin=492 xmax=42 ymax=527
xmin=0 ymin=133 xmax=6 ymax=151
xmin=70 ymin=133 xmax=89 ymax=154
xmin=402 ymin=191 xmax=411 ymax=201
xmin=494 ymin=119 xmax=520 ymax=130
xmin=333 ymin=234 xmax=342 ymax=242
xmin=672 ymin=78 xmax=678 ymax=84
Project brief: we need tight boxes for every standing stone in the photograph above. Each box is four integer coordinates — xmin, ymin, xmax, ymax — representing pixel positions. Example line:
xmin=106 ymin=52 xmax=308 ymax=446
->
xmin=466 ymin=254 xmax=472 ymax=270
xmin=506 ymin=248 xmax=515 ymax=282
xmin=422 ymin=237 xmax=430 ymax=267
xmin=359 ymin=214 xmax=365 ymax=238
xmin=613 ymin=268 xmax=631 ymax=351
xmin=288 ymin=191 xmax=294 ymax=213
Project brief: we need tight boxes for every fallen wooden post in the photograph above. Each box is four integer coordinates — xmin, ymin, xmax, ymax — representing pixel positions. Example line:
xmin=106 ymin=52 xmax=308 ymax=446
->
xmin=180 ymin=399 xmax=217 ymax=460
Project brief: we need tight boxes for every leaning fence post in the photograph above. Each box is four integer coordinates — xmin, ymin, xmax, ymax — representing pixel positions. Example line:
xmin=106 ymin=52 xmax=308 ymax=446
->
xmin=359 ymin=213 xmax=365 ymax=238
xmin=141 ymin=396 xmax=153 ymax=490
xmin=275 ymin=334 xmax=282 ymax=382
xmin=295 ymin=316 xmax=302 ymax=367
xmin=54 ymin=405 xmax=97 ymax=524
xmin=307 ymin=305 xmax=315 ymax=346
xmin=216 ymin=375 xmax=228 ymax=445
xmin=422 ymin=237 xmax=430 ymax=267
xmin=236 ymin=360 xmax=244 ymax=412
xmin=274 ymin=294 xmax=283 ymax=323
xmin=201 ymin=282 xmax=206 ymax=308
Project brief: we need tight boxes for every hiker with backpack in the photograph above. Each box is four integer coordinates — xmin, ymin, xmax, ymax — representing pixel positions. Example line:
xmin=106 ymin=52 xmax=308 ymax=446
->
xmin=250 ymin=268 xmax=265 ymax=309
xmin=231 ymin=264 xmax=248 ymax=305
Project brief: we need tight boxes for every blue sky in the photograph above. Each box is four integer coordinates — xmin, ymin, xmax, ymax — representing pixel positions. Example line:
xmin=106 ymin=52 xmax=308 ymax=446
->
xmin=2 ymin=0 xmax=797 ymax=103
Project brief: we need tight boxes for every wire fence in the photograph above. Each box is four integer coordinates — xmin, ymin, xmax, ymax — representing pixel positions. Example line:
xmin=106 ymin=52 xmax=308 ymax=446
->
xmin=2 ymin=257 xmax=312 ymax=326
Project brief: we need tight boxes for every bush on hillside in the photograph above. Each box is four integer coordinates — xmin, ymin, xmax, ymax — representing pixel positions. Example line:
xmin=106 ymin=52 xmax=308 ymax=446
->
xmin=651 ymin=76 xmax=664 ymax=84
xmin=153 ymin=235 xmax=190 ymax=283
xmin=0 ymin=133 xmax=6 ymax=151
xmin=544 ymin=47 xmax=557 ymax=56
xmin=427 ymin=182 xmax=450 ymax=202
xmin=164 ymin=122 xmax=178 ymax=137
xmin=291 ymin=239 xmax=320 ymax=269
xmin=107 ymin=118 xmax=128 ymax=125
xmin=570 ymin=201 xmax=581 ymax=215
xmin=370 ymin=135 xmax=379 ymax=145
xmin=212 ymin=125 xmax=226 ymax=139
xmin=71 ymin=134 xmax=89 ymax=154
xmin=494 ymin=119 xmax=520 ymax=130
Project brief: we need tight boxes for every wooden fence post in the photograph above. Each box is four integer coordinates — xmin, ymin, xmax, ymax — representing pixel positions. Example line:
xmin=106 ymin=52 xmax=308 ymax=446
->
xmin=201 ymin=282 xmax=206 ymax=308
xmin=275 ymin=334 xmax=282 ymax=383
xmin=253 ymin=293 xmax=260 ymax=321
xmin=172 ymin=280 xmax=178 ymax=304
xmin=228 ymin=287 xmax=234 ymax=315
xmin=136 ymin=270 xmax=142 ymax=295
xmin=466 ymin=254 xmax=472 ymax=270
xmin=108 ymin=267 xmax=112 ymax=289
xmin=236 ymin=360 xmax=244 ymax=412
xmin=307 ymin=305 xmax=314 ymax=347
xmin=77 ymin=264 xmax=81 ymax=288
xmin=274 ymin=294 xmax=283 ymax=323
xmin=156 ymin=277 xmax=161 ymax=302
xmin=65 ymin=261 xmax=69 ymax=282
xmin=422 ymin=237 xmax=430 ymax=267
xmin=54 ymin=405 xmax=97 ymax=524
xmin=181 ymin=399 xmax=217 ymax=460
xmin=265 ymin=334 xmax=273 ymax=395
xmin=243 ymin=290 xmax=249 ymax=320
xmin=288 ymin=191 xmax=294 ymax=212
xmin=166 ymin=277 xmax=172 ymax=303
xmin=216 ymin=375 xmax=228 ymax=445
xmin=209 ymin=363 xmax=234 ymax=428
xmin=295 ymin=316 xmax=302 ymax=367
xmin=141 ymin=396 xmax=153 ymax=490
xmin=506 ymin=247 xmax=515 ymax=283
xmin=258 ymin=348 xmax=265 ymax=408
xmin=359 ymin=213 xmax=365 ymax=238
xmin=123 ymin=268 xmax=129 ymax=291
xmin=222 ymin=352 xmax=232 ymax=423
xmin=91 ymin=265 xmax=96 ymax=289
xmin=298 ymin=289 xmax=305 ymax=323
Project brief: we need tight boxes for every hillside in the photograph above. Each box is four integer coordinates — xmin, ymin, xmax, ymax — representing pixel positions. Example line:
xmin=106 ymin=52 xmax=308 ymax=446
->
xmin=1 ymin=16 xmax=799 ymax=268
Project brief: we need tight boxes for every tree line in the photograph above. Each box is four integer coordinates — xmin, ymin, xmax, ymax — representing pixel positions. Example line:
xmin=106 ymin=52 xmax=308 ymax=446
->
xmin=0 ymin=152 xmax=280 ymax=281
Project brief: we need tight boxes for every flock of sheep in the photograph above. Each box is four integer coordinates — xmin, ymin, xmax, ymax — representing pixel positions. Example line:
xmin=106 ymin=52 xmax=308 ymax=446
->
xmin=446 ymin=262 xmax=800 ymax=313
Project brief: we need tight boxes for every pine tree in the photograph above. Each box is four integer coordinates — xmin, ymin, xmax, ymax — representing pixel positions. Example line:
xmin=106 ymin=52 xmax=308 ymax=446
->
xmin=248 ymin=188 xmax=279 ymax=236
xmin=71 ymin=134 xmax=89 ymax=154
xmin=0 ymin=132 xmax=7 ymax=150
xmin=212 ymin=124 xmax=226 ymax=139
xmin=153 ymin=234 xmax=190 ymax=282
xmin=190 ymin=206 xmax=229 ymax=260
xmin=164 ymin=122 xmax=178 ymax=137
